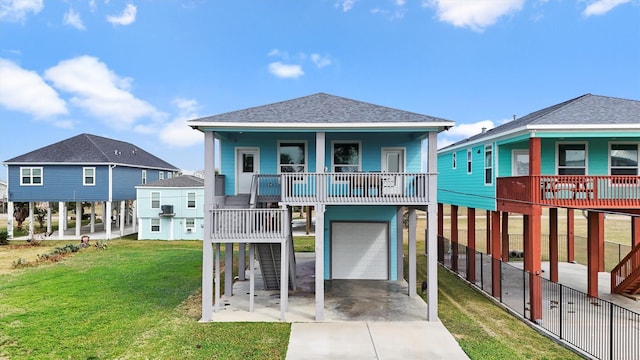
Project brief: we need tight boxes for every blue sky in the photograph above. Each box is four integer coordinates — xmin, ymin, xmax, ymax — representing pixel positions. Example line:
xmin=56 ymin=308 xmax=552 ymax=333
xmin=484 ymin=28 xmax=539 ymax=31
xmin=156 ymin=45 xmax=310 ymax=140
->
xmin=1 ymin=0 xmax=639 ymax=181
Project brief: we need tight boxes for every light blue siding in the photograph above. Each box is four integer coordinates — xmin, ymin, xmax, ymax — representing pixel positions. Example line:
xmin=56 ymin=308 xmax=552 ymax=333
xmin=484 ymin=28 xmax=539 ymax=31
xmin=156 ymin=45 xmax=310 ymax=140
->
xmin=323 ymin=205 xmax=398 ymax=280
xmin=136 ymin=186 xmax=204 ymax=240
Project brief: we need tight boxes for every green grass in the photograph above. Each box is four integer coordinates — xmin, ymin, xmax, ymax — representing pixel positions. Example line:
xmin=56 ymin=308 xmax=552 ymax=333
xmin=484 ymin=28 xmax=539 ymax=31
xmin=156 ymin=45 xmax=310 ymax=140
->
xmin=0 ymin=240 xmax=289 ymax=359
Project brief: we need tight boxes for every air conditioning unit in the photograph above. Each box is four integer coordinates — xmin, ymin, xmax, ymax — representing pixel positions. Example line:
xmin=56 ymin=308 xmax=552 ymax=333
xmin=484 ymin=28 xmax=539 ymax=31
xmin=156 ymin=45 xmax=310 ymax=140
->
xmin=159 ymin=205 xmax=174 ymax=217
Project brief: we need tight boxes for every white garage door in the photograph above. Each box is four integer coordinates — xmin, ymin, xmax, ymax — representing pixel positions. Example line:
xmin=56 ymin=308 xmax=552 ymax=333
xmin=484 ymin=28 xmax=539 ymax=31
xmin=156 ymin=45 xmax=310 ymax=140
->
xmin=331 ymin=222 xmax=388 ymax=280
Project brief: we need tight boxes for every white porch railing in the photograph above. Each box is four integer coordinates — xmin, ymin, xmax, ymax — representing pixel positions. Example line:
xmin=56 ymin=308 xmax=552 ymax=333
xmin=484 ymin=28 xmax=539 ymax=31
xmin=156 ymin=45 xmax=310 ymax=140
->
xmin=260 ymin=172 xmax=433 ymax=205
xmin=211 ymin=208 xmax=289 ymax=243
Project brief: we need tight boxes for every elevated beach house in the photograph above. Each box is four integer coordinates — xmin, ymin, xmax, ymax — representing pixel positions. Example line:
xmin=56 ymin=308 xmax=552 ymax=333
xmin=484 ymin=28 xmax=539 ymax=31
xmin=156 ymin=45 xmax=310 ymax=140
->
xmin=3 ymin=133 xmax=179 ymax=240
xmin=188 ymin=93 xmax=454 ymax=321
xmin=437 ymin=94 xmax=640 ymax=323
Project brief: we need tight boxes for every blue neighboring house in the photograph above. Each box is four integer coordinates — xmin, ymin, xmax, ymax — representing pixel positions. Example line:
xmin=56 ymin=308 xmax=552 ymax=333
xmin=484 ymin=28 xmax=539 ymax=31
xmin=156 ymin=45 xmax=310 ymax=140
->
xmin=3 ymin=133 xmax=179 ymax=239
xmin=437 ymin=94 xmax=640 ymax=323
xmin=136 ymin=175 xmax=204 ymax=240
xmin=188 ymin=93 xmax=454 ymax=322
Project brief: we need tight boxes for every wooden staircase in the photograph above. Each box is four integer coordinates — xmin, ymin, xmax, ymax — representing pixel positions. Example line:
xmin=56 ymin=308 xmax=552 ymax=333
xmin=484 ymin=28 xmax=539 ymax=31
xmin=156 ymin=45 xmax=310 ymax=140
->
xmin=611 ymin=242 xmax=640 ymax=296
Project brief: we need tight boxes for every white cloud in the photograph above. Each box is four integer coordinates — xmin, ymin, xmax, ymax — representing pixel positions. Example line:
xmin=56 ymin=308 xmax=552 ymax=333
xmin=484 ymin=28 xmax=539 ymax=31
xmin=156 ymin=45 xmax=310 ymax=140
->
xmin=311 ymin=53 xmax=331 ymax=68
xmin=0 ymin=0 xmax=43 ymax=22
xmin=44 ymin=55 xmax=164 ymax=129
xmin=336 ymin=0 xmax=356 ymax=12
xmin=583 ymin=0 xmax=631 ymax=16
xmin=268 ymin=62 xmax=304 ymax=79
xmin=0 ymin=58 xmax=68 ymax=118
xmin=158 ymin=98 xmax=203 ymax=147
xmin=53 ymin=119 xmax=74 ymax=129
xmin=438 ymin=119 xmax=496 ymax=149
xmin=425 ymin=0 xmax=525 ymax=32
xmin=63 ymin=8 xmax=85 ymax=30
xmin=106 ymin=3 xmax=136 ymax=26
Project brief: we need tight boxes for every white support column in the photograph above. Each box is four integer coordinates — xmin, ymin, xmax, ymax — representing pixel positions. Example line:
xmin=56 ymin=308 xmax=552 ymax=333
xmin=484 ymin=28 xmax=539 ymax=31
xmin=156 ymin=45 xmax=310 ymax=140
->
xmin=408 ymin=208 xmax=417 ymax=296
xmin=131 ymin=201 xmax=137 ymax=233
xmin=314 ymin=131 xmax=326 ymax=321
xmin=396 ymin=206 xmax=404 ymax=280
xmin=214 ymin=243 xmax=221 ymax=312
xmin=105 ymin=201 xmax=112 ymax=240
xmin=225 ymin=243 xmax=233 ymax=296
xmin=201 ymin=131 xmax=216 ymax=321
xmin=249 ymin=243 xmax=255 ymax=312
xmin=46 ymin=205 xmax=52 ymax=234
xmin=280 ymin=234 xmax=288 ymax=321
xmin=62 ymin=202 xmax=68 ymax=231
xmin=426 ymin=131 xmax=439 ymax=321
xmin=238 ymin=243 xmax=246 ymax=281
xmin=90 ymin=203 xmax=96 ymax=233
xmin=7 ymin=202 xmax=14 ymax=239
xmin=75 ymin=202 xmax=82 ymax=237
xmin=28 ymin=202 xmax=34 ymax=237
xmin=119 ymin=201 xmax=125 ymax=237
xmin=58 ymin=202 xmax=65 ymax=239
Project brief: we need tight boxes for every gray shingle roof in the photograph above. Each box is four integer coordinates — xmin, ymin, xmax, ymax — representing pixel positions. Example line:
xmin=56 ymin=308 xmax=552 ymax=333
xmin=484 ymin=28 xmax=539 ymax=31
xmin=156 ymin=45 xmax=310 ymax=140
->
xmin=188 ymin=92 xmax=454 ymax=125
xmin=442 ymin=94 xmax=640 ymax=150
xmin=138 ymin=175 xmax=204 ymax=188
xmin=4 ymin=133 xmax=179 ymax=170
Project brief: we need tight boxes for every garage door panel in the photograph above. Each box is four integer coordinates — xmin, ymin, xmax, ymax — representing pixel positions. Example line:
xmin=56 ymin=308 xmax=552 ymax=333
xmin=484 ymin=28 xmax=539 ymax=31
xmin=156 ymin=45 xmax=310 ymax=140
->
xmin=332 ymin=222 xmax=388 ymax=280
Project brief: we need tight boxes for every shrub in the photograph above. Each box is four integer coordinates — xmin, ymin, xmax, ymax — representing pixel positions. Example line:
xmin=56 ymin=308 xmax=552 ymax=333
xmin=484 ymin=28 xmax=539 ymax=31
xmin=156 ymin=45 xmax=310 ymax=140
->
xmin=0 ymin=230 xmax=8 ymax=245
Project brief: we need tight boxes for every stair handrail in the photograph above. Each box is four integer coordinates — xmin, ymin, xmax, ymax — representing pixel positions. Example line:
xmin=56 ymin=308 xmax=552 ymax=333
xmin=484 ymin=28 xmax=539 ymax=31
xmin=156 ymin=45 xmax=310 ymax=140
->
xmin=611 ymin=241 xmax=640 ymax=293
xmin=249 ymin=175 xmax=258 ymax=209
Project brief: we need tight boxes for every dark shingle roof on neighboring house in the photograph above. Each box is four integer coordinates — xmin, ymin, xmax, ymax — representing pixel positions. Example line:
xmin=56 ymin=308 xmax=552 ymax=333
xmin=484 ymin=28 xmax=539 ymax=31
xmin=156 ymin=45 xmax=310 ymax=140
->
xmin=138 ymin=175 xmax=204 ymax=188
xmin=188 ymin=92 xmax=454 ymax=127
xmin=4 ymin=133 xmax=179 ymax=170
xmin=441 ymin=94 xmax=640 ymax=150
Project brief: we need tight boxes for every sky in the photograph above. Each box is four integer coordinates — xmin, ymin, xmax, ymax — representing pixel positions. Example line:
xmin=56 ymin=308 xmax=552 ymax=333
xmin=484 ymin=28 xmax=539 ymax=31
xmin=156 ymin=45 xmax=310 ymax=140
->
xmin=1 ymin=0 xmax=639 ymax=181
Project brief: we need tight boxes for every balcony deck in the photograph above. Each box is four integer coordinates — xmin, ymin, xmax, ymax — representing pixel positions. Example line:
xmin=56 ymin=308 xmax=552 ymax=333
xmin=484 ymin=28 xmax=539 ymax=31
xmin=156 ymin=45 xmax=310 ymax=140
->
xmin=253 ymin=172 xmax=433 ymax=206
xmin=497 ymin=175 xmax=640 ymax=214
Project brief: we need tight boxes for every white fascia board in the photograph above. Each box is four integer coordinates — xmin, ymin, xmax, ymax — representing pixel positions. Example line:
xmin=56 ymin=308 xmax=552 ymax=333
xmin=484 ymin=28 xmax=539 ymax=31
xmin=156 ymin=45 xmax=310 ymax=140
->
xmin=188 ymin=121 xmax=453 ymax=131
xmin=531 ymin=124 xmax=640 ymax=130
xmin=4 ymin=162 xmax=177 ymax=171
xmin=438 ymin=126 xmax=532 ymax=153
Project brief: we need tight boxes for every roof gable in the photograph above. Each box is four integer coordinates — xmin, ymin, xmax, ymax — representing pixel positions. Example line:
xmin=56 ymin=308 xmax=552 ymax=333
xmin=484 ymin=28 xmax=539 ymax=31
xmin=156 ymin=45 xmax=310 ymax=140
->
xmin=188 ymin=93 xmax=454 ymax=127
xmin=4 ymin=133 xmax=178 ymax=170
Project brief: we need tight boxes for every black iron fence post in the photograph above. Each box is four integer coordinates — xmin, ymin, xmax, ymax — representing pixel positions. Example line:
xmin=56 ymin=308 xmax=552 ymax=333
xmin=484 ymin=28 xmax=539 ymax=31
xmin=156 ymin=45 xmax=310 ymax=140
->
xmin=609 ymin=302 xmax=614 ymax=360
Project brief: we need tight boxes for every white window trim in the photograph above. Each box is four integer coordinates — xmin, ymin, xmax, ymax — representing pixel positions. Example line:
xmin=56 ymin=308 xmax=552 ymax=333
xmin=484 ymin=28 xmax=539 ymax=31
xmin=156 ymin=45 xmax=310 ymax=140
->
xmin=185 ymin=218 xmax=196 ymax=232
xmin=452 ymin=152 xmax=457 ymax=169
xmin=186 ymin=191 xmax=197 ymax=209
xmin=484 ymin=145 xmax=493 ymax=185
xmin=608 ymin=141 xmax=639 ymax=176
xmin=83 ymin=167 xmax=96 ymax=186
xmin=20 ymin=167 xmax=43 ymax=186
xmin=150 ymin=218 xmax=160 ymax=233
xmin=277 ymin=140 xmax=308 ymax=174
xmin=142 ymin=170 xmax=147 ymax=185
xmin=556 ymin=142 xmax=588 ymax=175
xmin=331 ymin=140 xmax=362 ymax=174
xmin=466 ymin=149 xmax=472 ymax=175
xmin=151 ymin=191 xmax=161 ymax=209
xmin=159 ymin=172 xmax=164 ymax=180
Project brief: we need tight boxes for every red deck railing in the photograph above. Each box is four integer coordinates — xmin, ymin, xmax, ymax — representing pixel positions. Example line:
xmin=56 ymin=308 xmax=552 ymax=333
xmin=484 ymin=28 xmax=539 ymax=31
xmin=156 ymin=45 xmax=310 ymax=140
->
xmin=497 ymin=175 xmax=640 ymax=211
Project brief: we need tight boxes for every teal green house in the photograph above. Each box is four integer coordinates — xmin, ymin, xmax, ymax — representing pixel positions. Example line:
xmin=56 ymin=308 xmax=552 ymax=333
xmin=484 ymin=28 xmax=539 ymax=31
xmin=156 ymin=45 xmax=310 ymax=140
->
xmin=437 ymin=94 xmax=640 ymax=322
xmin=188 ymin=93 xmax=454 ymax=322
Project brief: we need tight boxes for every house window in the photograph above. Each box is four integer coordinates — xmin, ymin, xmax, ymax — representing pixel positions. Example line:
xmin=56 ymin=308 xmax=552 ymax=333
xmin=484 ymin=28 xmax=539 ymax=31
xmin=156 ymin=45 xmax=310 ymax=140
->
xmin=333 ymin=141 xmax=361 ymax=173
xmin=467 ymin=149 xmax=472 ymax=174
xmin=187 ymin=192 xmax=196 ymax=208
xmin=610 ymin=144 xmax=638 ymax=175
xmin=83 ymin=167 xmax=95 ymax=186
xmin=484 ymin=145 xmax=493 ymax=185
xmin=151 ymin=218 xmax=160 ymax=232
xmin=452 ymin=152 xmax=457 ymax=169
xmin=558 ymin=144 xmax=586 ymax=175
xmin=151 ymin=192 xmax=160 ymax=209
xmin=142 ymin=170 xmax=147 ymax=184
xmin=167 ymin=172 xmax=172 ymax=179
xmin=185 ymin=218 xmax=195 ymax=232
xmin=20 ymin=167 xmax=43 ymax=185
xmin=278 ymin=141 xmax=307 ymax=173
xmin=159 ymin=172 xmax=164 ymax=180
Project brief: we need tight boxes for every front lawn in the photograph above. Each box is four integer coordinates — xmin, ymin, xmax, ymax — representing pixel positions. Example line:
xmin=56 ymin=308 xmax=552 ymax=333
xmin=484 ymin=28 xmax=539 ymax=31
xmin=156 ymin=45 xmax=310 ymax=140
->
xmin=0 ymin=240 xmax=289 ymax=359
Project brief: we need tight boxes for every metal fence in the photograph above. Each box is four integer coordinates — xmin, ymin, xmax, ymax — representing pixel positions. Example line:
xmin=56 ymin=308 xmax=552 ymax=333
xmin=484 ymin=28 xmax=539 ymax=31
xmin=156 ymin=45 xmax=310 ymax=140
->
xmin=441 ymin=240 xmax=640 ymax=360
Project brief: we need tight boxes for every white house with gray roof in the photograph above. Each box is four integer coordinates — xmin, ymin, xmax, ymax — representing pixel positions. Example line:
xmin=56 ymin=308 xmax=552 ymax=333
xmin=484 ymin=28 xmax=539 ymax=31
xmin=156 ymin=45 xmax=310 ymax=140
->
xmin=3 ymin=133 xmax=179 ymax=239
xmin=188 ymin=93 xmax=454 ymax=322
xmin=136 ymin=175 xmax=204 ymax=240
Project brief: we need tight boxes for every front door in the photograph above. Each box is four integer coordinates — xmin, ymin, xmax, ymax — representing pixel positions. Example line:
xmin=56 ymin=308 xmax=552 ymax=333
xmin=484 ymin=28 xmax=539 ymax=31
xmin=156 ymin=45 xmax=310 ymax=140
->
xmin=236 ymin=148 xmax=259 ymax=194
xmin=382 ymin=148 xmax=405 ymax=195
